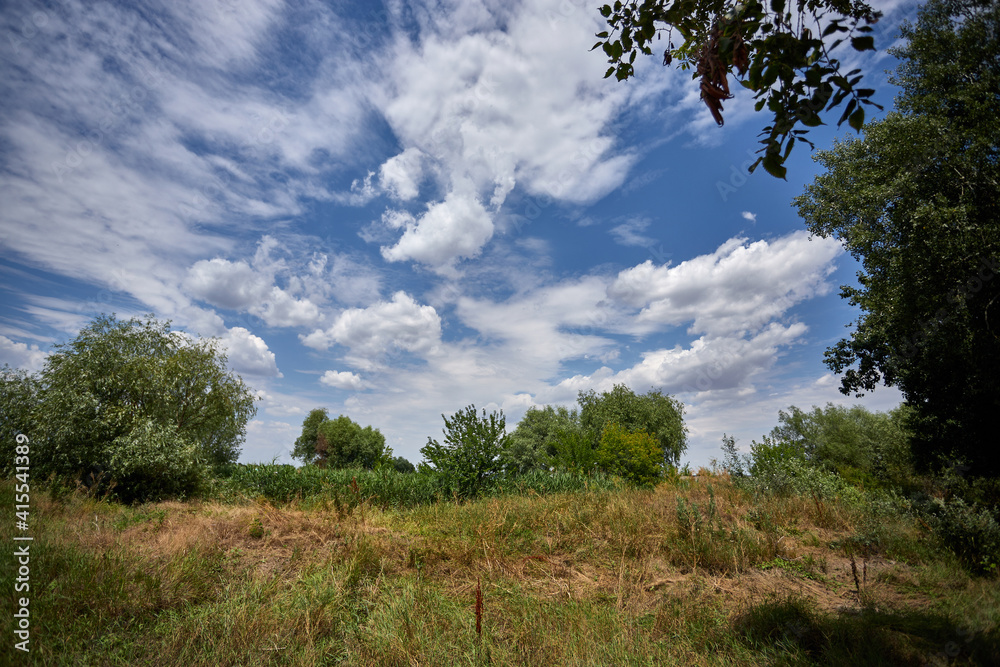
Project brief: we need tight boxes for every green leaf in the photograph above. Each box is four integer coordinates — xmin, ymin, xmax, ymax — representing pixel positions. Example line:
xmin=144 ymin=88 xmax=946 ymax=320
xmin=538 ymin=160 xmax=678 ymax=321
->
xmin=604 ymin=66 xmax=615 ymax=78
xmin=851 ymin=36 xmax=875 ymax=51
xmin=762 ymin=153 xmax=787 ymax=179
xmin=822 ymin=21 xmax=847 ymax=37
xmin=837 ymin=98 xmax=858 ymax=126
xmin=848 ymin=106 xmax=865 ymax=131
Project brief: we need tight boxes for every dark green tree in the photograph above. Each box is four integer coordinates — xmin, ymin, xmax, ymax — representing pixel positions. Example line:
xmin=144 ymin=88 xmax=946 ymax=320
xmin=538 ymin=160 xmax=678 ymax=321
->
xmin=764 ymin=404 xmax=914 ymax=487
xmin=292 ymin=408 xmax=329 ymax=464
xmin=578 ymin=384 xmax=687 ymax=467
xmin=596 ymin=0 xmax=883 ymax=177
xmin=18 ymin=314 xmax=257 ymax=502
xmin=390 ymin=456 xmax=416 ymax=473
xmin=794 ymin=0 xmax=1000 ymax=475
xmin=420 ymin=405 xmax=508 ymax=498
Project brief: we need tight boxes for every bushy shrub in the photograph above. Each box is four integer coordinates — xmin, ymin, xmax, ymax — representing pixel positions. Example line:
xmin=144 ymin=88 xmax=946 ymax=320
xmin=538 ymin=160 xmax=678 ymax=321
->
xmin=578 ymin=384 xmax=687 ymax=466
xmin=502 ymin=405 xmax=582 ymax=474
xmin=107 ymin=419 xmax=207 ymax=503
xmin=595 ymin=422 xmax=663 ymax=486
xmin=919 ymin=497 xmax=1000 ymax=576
xmin=10 ymin=314 xmax=256 ymax=503
xmin=420 ymin=405 xmax=508 ymax=498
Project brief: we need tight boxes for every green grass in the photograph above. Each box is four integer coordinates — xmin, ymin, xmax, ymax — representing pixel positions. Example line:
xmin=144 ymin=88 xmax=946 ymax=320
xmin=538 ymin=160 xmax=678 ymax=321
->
xmin=1 ymin=475 xmax=998 ymax=665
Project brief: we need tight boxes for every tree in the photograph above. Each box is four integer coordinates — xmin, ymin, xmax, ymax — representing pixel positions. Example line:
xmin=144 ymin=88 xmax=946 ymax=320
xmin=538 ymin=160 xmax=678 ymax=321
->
xmin=0 ymin=366 xmax=40 ymax=475
xmin=502 ymin=405 xmax=582 ymax=474
xmin=293 ymin=410 xmax=391 ymax=469
xmin=390 ymin=456 xmax=416 ymax=474
xmin=420 ymin=405 xmax=508 ymax=498
xmin=794 ymin=0 xmax=1000 ymax=475
xmin=578 ymin=384 xmax=687 ymax=466
xmin=596 ymin=422 xmax=664 ymax=485
xmin=595 ymin=0 xmax=883 ymax=177
xmin=763 ymin=404 xmax=914 ymax=487
xmin=292 ymin=408 xmax=329 ymax=464
xmin=315 ymin=415 xmax=390 ymax=470
xmin=21 ymin=314 xmax=257 ymax=502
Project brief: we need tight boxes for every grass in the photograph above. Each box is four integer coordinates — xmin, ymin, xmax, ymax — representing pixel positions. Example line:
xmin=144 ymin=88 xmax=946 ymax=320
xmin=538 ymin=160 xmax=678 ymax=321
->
xmin=1 ymin=474 xmax=998 ymax=665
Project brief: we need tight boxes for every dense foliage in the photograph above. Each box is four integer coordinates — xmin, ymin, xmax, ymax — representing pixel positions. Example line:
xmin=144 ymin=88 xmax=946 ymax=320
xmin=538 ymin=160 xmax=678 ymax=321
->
xmin=420 ymin=405 xmax=509 ymax=498
xmin=292 ymin=409 xmax=393 ymax=470
xmin=723 ymin=402 xmax=1000 ymax=576
xmin=596 ymin=422 xmax=664 ymax=485
xmin=501 ymin=405 xmax=582 ymax=474
xmin=2 ymin=314 xmax=257 ymax=502
xmin=578 ymin=384 xmax=687 ymax=467
xmin=595 ymin=0 xmax=883 ymax=177
xmin=795 ymin=0 xmax=1000 ymax=476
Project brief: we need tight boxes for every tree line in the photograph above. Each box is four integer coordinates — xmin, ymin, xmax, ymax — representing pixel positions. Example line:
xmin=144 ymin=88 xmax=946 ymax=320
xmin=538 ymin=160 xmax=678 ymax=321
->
xmin=291 ymin=384 xmax=688 ymax=499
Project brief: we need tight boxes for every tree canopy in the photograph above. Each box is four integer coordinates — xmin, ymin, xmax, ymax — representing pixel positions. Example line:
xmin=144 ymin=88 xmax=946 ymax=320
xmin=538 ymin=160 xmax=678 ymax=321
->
xmin=292 ymin=409 xmax=391 ymax=470
xmin=596 ymin=0 xmax=883 ymax=177
xmin=3 ymin=314 xmax=257 ymax=502
xmin=578 ymin=384 xmax=687 ymax=466
xmin=794 ymin=0 xmax=1000 ymax=475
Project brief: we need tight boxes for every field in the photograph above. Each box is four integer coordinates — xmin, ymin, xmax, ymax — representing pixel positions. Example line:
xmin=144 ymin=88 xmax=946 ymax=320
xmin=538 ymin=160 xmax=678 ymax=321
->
xmin=2 ymin=472 xmax=998 ymax=666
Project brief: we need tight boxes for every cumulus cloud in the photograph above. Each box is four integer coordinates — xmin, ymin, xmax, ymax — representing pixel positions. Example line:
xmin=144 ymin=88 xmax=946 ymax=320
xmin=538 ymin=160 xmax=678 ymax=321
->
xmin=301 ymin=292 xmax=442 ymax=369
xmin=380 ymin=183 xmax=495 ymax=273
xmin=378 ymin=147 xmax=425 ymax=201
xmin=741 ymin=211 xmax=757 ymax=224
xmin=0 ymin=336 xmax=48 ymax=372
xmin=220 ymin=327 xmax=280 ymax=377
xmin=608 ymin=231 xmax=843 ymax=337
xmin=371 ymin=0 xmax=643 ymax=272
xmin=184 ymin=237 xmax=332 ymax=328
xmin=320 ymin=370 xmax=365 ymax=391
xmin=185 ymin=258 xmax=271 ymax=310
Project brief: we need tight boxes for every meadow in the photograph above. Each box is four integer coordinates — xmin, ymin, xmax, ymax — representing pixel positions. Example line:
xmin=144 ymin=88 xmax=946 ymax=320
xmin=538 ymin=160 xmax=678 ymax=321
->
xmin=2 ymin=467 xmax=998 ymax=666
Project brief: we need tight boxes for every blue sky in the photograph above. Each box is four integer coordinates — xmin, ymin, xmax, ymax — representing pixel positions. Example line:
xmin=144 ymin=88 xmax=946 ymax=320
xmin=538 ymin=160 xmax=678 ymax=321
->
xmin=0 ymin=0 xmax=916 ymax=467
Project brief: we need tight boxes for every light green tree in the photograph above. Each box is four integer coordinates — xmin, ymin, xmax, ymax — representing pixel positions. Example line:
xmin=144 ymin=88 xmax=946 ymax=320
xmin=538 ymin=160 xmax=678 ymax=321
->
xmin=291 ymin=408 xmax=329 ymax=464
xmin=316 ymin=415 xmax=390 ymax=470
xmin=502 ymin=405 xmax=582 ymax=474
xmin=596 ymin=422 xmax=664 ymax=486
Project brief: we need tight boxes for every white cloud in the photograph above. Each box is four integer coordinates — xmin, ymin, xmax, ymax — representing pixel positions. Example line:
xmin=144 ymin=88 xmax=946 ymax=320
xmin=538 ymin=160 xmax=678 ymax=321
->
xmin=301 ymin=292 xmax=442 ymax=369
xmin=320 ymin=370 xmax=365 ymax=391
xmin=608 ymin=231 xmax=843 ymax=337
xmin=379 ymin=147 xmax=425 ymax=201
xmin=741 ymin=211 xmax=757 ymax=224
xmin=185 ymin=258 xmax=271 ymax=310
xmin=0 ymin=336 xmax=48 ymax=373
xmin=220 ymin=327 xmax=280 ymax=377
xmin=609 ymin=216 xmax=656 ymax=247
xmin=380 ymin=183 xmax=494 ymax=273
xmin=372 ymin=0 xmax=646 ymax=272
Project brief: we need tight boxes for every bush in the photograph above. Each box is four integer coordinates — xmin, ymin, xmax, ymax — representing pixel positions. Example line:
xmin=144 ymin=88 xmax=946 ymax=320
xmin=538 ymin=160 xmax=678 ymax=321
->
xmin=578 ymin=384 xmax=687 ymax=466
xmin=502 ymin=406 xmax=582 ymax=474
xmin=11 ymin=314 xmax=256 ymax=503
xmin=595 ymin=422 xmax=663 ymax=486
xmin=920 ymin=497 xmax=1000 ymax=577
